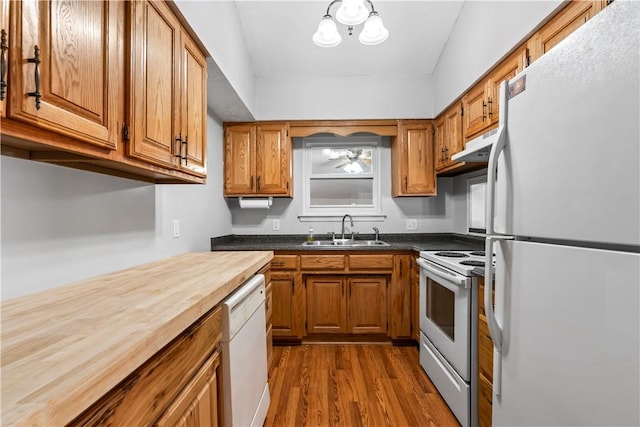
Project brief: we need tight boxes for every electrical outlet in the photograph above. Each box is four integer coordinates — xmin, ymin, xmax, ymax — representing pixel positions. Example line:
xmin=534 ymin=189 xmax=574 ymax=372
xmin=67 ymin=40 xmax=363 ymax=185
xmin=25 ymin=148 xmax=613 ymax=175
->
xmin=406 ymin=218 xmax=418 ymax=231
xmin=173 ymin=219 xmax=180 ymax=238
xmin=272 ymin=219 xmax=280 ymax=231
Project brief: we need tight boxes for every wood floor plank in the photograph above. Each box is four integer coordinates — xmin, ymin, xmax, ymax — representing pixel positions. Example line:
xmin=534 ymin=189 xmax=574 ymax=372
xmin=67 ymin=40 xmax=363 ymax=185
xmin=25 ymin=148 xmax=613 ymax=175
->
xmin=265 ymin=344 xmax=460 ymax=427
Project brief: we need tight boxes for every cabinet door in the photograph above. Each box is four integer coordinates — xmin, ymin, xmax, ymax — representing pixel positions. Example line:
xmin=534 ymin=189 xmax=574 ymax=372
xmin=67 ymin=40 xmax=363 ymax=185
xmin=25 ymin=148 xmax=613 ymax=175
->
xmin=155 ymin=349 xmax=223 ymax=427
xmin=444 ymin=103 xmax=464 ymax=163
xmin=434 ymin=116 xmax=447 ymax=170
xmin=0 ymin=0 xmax=8 ymax=118
xmin=533 ymin=1 xmax=599 ymax=61
xmin=395 ymin=121 xmax=436 ymax=196
xmin=271 ymin=272 xmax=298 ymax=337
xmin=487 ymin=50 xmax=523 ymax=126
xmin=256 ymin=123 xmax=291 ymax=196
xmin=390 ymin=255 xmax=411 ymax=339
xmin=179 ymin=32 xmax=207 ymax=176
xmin=462 ymin=81 xmax=488 ymax=139
xmin=224 ymin=125 xmax=256 ymax=195
xmin=8 ymin=0 xmax=119 ymax=149
xmin=128 ymin=0 xmax=180 ymax=168
xmin=347 ymin=276 xmax=387 ymax=334
xmin=306 ymin=275 xmax=346 ymax=334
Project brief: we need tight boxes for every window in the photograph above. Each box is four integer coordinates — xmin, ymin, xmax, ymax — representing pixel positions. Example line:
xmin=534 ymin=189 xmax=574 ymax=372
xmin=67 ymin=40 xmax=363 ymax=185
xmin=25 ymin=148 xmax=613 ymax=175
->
xmin=303 ymin=136 xmax=381 ymax=215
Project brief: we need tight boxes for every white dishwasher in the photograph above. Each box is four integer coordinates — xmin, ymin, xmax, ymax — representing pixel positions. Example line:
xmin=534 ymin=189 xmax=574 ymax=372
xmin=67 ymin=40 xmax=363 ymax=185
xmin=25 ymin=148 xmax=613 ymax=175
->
xmin=221 ymin=274 xmax=270 ymax=427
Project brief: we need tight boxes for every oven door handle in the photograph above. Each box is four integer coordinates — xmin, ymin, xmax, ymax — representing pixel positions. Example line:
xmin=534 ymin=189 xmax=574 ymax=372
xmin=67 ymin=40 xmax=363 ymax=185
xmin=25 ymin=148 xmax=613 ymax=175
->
xmin=417 ymin=258 xmax=471 ymax=289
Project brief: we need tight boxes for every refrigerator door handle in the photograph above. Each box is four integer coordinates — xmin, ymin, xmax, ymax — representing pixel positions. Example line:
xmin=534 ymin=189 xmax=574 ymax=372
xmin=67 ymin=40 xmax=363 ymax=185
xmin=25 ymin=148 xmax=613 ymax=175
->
xmin=485 ymin=80 xmax=508 ymax=236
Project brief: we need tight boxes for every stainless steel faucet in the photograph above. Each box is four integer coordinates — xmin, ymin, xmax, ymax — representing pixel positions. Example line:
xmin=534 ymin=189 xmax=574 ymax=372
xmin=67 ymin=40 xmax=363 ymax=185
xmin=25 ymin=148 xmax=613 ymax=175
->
xmin=341 ymin=214 xmax=354 ymax=240
xmin=372 ymin=226 xmax=379 ymax=241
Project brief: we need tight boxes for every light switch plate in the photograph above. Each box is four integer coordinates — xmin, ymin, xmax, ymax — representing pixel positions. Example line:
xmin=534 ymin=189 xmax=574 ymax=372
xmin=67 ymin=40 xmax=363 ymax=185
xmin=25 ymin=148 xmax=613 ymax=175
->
xmin=406 ymin=219 xmax=417 ymax=231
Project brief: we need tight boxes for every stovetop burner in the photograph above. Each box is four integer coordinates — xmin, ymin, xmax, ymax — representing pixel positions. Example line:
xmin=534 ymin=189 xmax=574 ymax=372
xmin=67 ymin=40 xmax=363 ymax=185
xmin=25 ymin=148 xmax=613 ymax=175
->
xmin=469 ymin=251 xmax=485 ymax=256
xmin=460 ymin=260 xmax=485 ymax=267
xmin=434 ymin=251 xmax=469 ymax=258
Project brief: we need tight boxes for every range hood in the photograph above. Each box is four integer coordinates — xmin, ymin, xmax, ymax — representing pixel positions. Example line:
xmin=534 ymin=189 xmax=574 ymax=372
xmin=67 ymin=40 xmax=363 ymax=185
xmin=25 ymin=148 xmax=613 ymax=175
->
xmin=452 ymin=127 xmax=501 ymax=162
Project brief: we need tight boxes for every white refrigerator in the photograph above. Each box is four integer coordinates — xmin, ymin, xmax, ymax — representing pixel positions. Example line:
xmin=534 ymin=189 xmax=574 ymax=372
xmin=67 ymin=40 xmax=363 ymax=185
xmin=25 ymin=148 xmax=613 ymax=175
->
xmin=456 ymin=2 xmax=640 ymax=425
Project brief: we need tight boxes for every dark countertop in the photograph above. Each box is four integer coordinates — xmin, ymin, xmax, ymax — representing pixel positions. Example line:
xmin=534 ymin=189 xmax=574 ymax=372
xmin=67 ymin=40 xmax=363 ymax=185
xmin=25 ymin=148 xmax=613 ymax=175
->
xmin=211 ymin=233 xmax=484 ymax=253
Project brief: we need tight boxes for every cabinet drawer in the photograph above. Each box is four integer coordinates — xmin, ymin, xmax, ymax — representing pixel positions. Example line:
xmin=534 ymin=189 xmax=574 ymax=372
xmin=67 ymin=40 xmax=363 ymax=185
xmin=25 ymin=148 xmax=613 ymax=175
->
xmin=349 ymin=254 xmax=393 ymax=270
xmin=271 ymin=255 xmax=298 ymax=270
xmin=300 ymin=255 xmax=345 ymax=270
xmin=478 ymin=372 xmax=493 ymax=427
xmin=478 ymin=314 xmax=494 ymax=380
xmin=69 ymin=306 xmax=222 ymax=426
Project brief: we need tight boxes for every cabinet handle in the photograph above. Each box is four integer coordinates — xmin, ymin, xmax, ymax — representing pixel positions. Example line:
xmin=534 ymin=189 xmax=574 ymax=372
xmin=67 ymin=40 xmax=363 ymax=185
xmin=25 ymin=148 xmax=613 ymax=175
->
xmin=250 ymin=176 xmax=254 ymax=190
xmin=257 ymin=175 xmax=261 ymax=190
xmin=0 ymin=29 xmax=7 ymax=101
xmin=488 ymin=96 xmax=493 ymax=118
xmin=27 ymin=45 xmax=42 ymax=110
xmin=174 ymin=133 xmax=184 ymax=163
xmin=404 ymin=175 xmax=408 ymax=191
xmin=482 ymin=100 xmax=486 ymax=122
xmin=182 ymin=135 xmax=188 ymax=165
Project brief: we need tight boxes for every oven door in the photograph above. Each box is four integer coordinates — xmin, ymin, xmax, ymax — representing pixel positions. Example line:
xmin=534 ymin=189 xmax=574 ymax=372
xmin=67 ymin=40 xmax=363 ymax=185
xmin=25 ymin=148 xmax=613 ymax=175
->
xmin=417 ymin=257 xmax=472 ymax=381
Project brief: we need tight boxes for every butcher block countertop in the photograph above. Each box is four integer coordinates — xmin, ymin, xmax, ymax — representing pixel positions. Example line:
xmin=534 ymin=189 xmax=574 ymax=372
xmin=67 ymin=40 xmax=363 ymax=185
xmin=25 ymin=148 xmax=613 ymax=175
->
xmin=0 ymin=251 xmax=273 ymax=427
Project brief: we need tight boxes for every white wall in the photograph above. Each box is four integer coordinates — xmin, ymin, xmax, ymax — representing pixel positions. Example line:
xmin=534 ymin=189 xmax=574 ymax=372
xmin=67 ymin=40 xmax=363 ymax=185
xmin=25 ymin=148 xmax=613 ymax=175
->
xmin=229 ymin=137 xmax=466 ymax=236
xmin=255 ymin=74 xmax=434 ymax=120
xmin=175 ymin=0 xmax=258 ymax=117
xmin=433 ymin=0 xmax=563 ymax=114
xmin=0 ymin=114 xmax=232 ymax=301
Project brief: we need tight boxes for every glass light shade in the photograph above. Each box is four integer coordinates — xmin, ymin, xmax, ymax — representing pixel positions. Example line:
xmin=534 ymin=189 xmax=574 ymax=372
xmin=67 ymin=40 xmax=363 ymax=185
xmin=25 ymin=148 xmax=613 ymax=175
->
xmin=335 ymin=0 xmax=369 ymax=26
xmin=312 ymin=16 xmax=342 ymax=47
xmin=359 ymin=14 xmax=389 ymax=45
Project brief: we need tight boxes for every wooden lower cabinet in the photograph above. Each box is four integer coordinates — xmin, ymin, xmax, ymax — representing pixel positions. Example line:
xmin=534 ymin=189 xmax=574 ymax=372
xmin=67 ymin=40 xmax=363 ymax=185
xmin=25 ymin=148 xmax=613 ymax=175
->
xmin=347 ymin=276 xmax=387 ymax=334
xmin=478 ymin=277 xmax=494 ymax=427
xmin=306 ymin=275 xmax=388 ymax=335
xmin=306 ymin=275 xmax=347 ymax=334
xmin=271 ymin=271 xmax=300 ymax=337
xmin=69 ymin=306 xmax=224 ymax=426
xmin=411 ymin=257 xmax=420 ymax=342
xmin=155 ymin=349 xmax=222 ymax=427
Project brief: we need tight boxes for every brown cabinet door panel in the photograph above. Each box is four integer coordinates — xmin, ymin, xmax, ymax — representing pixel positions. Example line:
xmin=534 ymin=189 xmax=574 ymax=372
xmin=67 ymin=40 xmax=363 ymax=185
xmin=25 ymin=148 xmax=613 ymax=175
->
xmin=434 ymin=116 xmax=447 ymax=170
xmin=8 ymin=0 xmax=119 ymax=149
xmin=306 ymin=275 xmax=346 ymax=334
xmin=128 ymin=0 xmax=180 ymax=168
xmin=487 ymin=50 xmax=523 ymax=126
xmin=271 ymin=273 xmax=296 ymax=336
xmin=535 ymin=1 xmax=596 ymax=60
xmin=256 ymin=123 xmax=291 ymax=195
xmin=224 ymin=125 xmax=256 ymax=195
xmin=180 ymin=33 xmax=207 ymax=176
xmin=462 ymin=82 xmax=488 ymax=139
xmin=347 ymin=276 xmax=387 ymax=334
xmin=404 ymin=124 xmax=436 ymax=195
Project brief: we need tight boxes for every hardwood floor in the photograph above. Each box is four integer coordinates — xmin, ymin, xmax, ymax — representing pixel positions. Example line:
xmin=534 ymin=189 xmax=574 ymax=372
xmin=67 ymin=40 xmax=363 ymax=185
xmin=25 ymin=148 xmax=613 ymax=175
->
xmin=265 ymin=344 xmax=460 ymax=427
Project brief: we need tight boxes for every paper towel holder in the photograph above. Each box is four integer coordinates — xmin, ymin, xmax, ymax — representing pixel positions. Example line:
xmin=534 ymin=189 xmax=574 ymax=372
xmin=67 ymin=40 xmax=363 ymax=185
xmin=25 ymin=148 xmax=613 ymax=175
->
xmin=238 ymin=196 xmax=273 ymax=209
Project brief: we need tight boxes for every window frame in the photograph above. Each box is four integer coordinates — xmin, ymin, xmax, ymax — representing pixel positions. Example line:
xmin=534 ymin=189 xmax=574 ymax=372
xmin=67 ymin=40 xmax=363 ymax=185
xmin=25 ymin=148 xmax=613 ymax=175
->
xmin=302 ymin=136 xmax=382 ymax=216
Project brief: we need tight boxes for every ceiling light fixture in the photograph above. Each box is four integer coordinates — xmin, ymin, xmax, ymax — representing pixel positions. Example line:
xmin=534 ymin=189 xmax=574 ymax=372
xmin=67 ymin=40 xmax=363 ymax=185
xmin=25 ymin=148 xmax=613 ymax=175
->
xmin=312 ymin=0 xmax=389 ymax=48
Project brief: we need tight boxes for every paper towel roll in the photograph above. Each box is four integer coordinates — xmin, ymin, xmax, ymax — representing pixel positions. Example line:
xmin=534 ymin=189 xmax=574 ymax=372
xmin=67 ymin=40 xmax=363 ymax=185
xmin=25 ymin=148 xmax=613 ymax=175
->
xmin=238 ymin=197 xmax=273 ymax=209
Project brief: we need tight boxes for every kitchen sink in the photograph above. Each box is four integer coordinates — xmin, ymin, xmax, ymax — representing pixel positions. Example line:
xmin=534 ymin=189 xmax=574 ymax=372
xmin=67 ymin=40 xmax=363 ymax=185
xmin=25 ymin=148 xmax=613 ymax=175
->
xmin=301 ymin=240 xmax=390 ymax=247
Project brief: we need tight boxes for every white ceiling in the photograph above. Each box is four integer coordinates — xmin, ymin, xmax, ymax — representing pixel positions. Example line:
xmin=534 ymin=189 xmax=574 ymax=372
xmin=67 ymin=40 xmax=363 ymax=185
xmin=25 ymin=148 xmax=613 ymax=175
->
xmin=233 ymin=1 xmax=464 ymax=79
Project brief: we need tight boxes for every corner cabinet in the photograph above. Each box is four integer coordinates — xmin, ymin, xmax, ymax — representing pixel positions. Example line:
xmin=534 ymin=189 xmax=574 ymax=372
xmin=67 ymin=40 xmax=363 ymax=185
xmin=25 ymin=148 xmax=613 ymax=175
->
xmin=128 ymin=0 xmax=207 ymax=177
xmin=6 ymin=0 xmax=120 ymax=150
xmin=391 ymin=120 xmax=437 ymax=197
xmin=223 ymin=122 xmax=292 ymax=197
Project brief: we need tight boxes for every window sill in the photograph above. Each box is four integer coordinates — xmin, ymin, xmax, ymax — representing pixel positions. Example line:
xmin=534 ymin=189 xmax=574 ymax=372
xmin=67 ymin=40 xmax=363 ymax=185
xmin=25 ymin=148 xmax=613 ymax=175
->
xmin=298 ymin=214 xmax=387 ymax=222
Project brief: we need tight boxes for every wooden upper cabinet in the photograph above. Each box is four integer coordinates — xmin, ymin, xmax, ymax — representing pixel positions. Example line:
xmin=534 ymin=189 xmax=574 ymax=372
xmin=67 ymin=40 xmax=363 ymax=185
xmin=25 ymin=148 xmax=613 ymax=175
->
xmin=462 ymin=80 xmax=489 ymax=140
xmin=531 ymin=1 xmax=603 ymax=62
xmin=487 ymin=49 xmax=523 ymax=126
xmin=0 ymin=0 xmax=8 ymax=118
xmin=179 ymin=33 xmax=207 ymax=176
xmin=224 ymin=122 xmax=292 ymax=197
xmin=463 ymin=49 xmax=523 ymax=140
xmin=7 ymin=0 xmax=119 ymax=149
xmin=392 ymin=120 xmax=436 ymax=197
xmin=434 ymin=116 xmax=447 ymax=171
xmin=435 ymin=102 xmax=469 ymax=175
xmin=127 ymin=0 xmax=207 ymax=176
xmin=256 ymin=123 xmax=291 ymax=195
xmin=128 ymin=0 xmax=180 ymax=169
